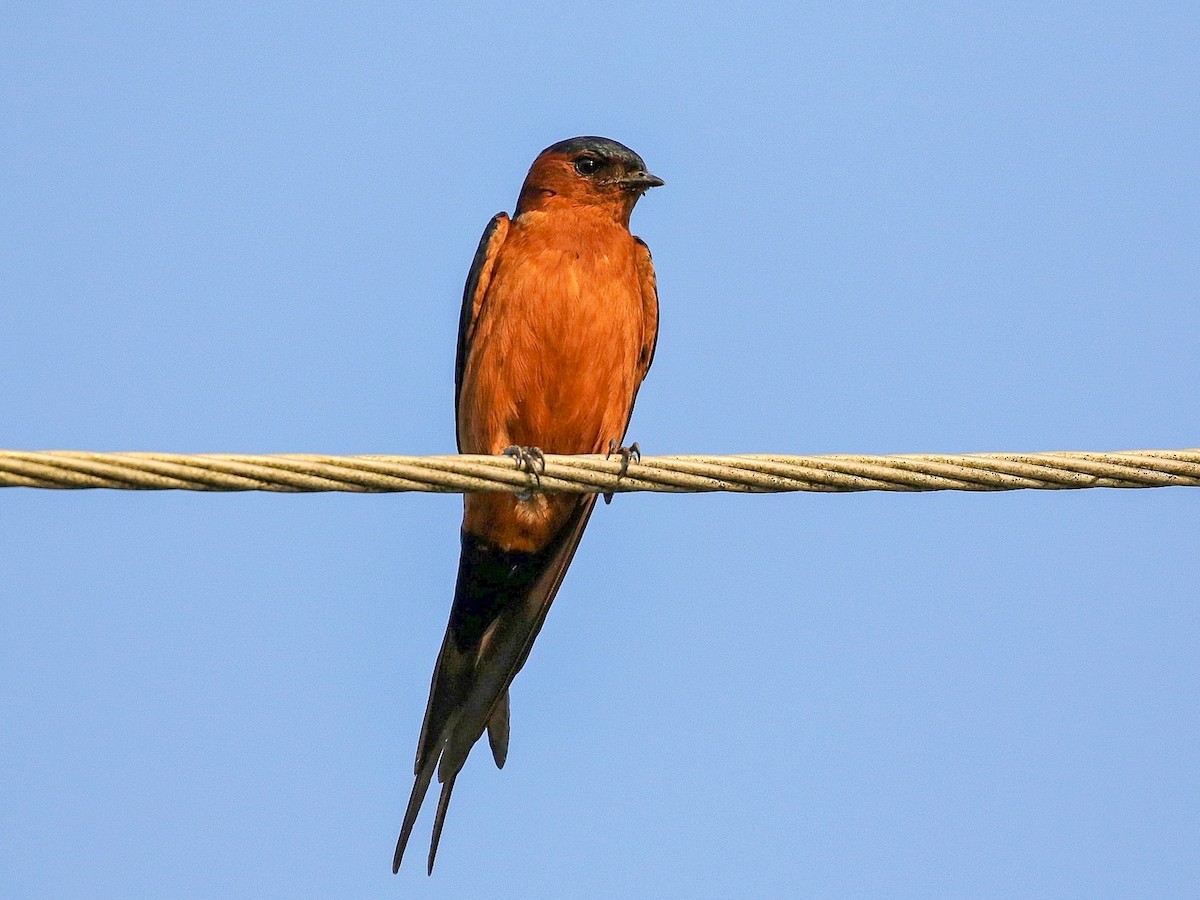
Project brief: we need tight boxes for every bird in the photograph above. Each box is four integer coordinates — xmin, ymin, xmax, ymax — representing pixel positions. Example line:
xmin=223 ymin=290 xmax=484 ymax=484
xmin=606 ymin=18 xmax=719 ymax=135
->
xmin=393 ymin=136 xmax=663 ymax=874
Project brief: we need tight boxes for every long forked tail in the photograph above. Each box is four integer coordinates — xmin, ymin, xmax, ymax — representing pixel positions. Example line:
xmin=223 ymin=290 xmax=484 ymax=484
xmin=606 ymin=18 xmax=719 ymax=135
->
xmin=391 ymin=691 xmax=507 ymax=873
xmin=392 ymin=497 xmax=597 ymax=874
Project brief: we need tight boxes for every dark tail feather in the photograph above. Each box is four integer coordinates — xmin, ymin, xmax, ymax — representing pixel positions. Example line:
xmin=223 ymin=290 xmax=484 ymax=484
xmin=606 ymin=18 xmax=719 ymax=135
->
xmin=394 ymin=635 xmax=469 ymax=873
xmin=393 ymin=754 xmax=438 ymax=873
xmin=427 ymin=773 xmax=458 ymax=874
xmin=487 ymin=690 xmax=510 ymax=769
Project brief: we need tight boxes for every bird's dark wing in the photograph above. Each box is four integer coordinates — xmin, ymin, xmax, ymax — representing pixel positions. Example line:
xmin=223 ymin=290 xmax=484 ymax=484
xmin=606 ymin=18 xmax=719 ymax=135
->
xmin=454 ymin=212 xmax=510 ymax=451
xmin=633 ymin=236 xmax=660 ymax=384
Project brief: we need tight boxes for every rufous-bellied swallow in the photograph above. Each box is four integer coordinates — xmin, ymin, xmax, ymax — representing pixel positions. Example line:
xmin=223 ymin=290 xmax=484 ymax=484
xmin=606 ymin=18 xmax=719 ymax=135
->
xmin=393 ymin=137 xmax=663 ymax=873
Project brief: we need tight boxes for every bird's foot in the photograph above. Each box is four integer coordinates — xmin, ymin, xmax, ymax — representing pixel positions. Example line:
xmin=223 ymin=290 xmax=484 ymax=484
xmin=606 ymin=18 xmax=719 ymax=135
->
xmin=604 ymin=440 xmax=641 ymax=504
xmin=503 ymin=445 xmax=545 ymax=501
xmin=606 ymin=439 xmax=641 ymax=475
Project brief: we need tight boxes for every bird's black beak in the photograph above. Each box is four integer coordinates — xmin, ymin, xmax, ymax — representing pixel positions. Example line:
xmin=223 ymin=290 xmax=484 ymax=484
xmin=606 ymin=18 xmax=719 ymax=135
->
xmin=617 ymin=170 xmax=665 ymax=191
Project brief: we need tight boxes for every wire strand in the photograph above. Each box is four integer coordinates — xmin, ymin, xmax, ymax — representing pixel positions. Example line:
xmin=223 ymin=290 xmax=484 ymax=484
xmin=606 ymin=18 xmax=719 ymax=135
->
xmin=1 ymin=449 xmax=1198 ymax=493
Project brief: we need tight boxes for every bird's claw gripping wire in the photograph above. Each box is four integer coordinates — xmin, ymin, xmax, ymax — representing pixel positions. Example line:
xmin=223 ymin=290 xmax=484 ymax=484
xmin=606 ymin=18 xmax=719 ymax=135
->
xmin=604 ymin=440 xmax=641 ymax=504
xmin=503 ymin=445 xmax=545 ymax=500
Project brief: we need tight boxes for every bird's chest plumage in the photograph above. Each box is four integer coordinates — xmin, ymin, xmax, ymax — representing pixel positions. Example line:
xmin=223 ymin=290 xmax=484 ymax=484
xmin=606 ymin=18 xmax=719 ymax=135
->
xmin=458 ymin=214 xmax=644 ymax=456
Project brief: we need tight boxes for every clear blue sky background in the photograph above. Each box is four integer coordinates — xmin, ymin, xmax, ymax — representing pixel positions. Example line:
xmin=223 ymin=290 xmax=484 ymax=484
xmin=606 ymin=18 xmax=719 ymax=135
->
xmin=2 ymin=3 xmax=1198 ymax=897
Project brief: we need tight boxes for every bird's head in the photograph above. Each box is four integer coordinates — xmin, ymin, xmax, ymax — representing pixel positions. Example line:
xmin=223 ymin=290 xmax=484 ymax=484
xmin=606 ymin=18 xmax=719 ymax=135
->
xmin=516 ymin=136 xmax=663 ymax=224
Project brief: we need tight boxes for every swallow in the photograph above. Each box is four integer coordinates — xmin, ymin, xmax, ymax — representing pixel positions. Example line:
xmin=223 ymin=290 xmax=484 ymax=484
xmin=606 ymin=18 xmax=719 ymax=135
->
xmin=393 ymin=137 xmax=663 ymax=874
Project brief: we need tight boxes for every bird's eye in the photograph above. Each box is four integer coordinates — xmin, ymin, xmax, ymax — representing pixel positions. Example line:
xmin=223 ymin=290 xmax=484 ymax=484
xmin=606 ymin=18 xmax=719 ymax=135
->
xmin=574 ymin=156 xmax=602 ymax=176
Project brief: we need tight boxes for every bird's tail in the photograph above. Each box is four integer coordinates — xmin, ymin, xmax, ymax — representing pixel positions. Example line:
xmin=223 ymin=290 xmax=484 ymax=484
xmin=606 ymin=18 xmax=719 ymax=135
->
xmin=393 ymin=498 xmax=596 ymax=873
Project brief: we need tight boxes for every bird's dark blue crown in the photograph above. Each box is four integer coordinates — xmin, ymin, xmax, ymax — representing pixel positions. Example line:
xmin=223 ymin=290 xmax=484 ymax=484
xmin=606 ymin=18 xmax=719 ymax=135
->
xmin=542 ymin=136 xmax=647 ymax=171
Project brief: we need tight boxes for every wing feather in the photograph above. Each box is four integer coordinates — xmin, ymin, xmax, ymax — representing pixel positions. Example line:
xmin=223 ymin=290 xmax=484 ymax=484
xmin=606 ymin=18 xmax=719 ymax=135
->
xmin=454 ymin=213 xmax=510 ymax=449
xmin=633 ymin=236 xmax=659 ymax=384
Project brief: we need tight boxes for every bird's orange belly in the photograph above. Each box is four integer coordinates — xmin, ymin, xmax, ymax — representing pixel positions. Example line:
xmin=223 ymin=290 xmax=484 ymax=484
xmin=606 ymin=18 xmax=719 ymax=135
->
xmin=456 ymin=252 xmax=642 ymax=551
xmin=458 ymin=262 xmax=642 ymax=456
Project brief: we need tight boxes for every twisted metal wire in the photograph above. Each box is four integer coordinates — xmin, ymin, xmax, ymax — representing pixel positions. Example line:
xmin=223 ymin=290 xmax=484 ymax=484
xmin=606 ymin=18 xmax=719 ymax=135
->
xmin=1 ymin=449 xmax=1198 ymax=494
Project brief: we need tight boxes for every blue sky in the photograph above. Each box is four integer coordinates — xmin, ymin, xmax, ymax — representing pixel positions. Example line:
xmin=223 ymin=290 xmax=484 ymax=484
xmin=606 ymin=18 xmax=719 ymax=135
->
xmin=2 ymin=3 xmax=1198 ymax=896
